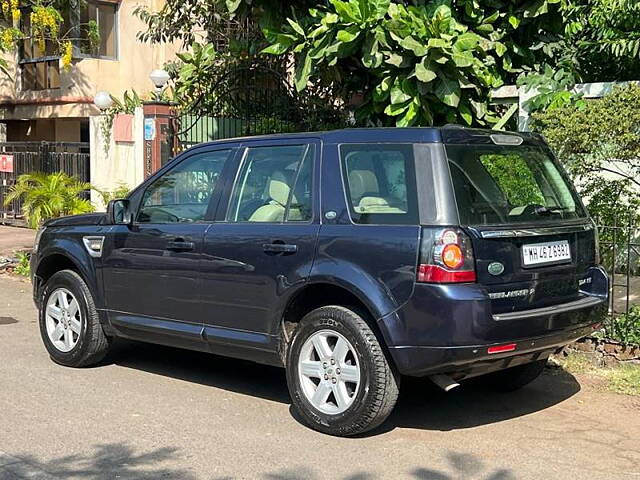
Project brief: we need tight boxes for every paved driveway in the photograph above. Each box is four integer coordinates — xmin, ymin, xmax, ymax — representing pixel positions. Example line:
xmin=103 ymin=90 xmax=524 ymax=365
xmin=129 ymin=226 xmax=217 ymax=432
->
xmin=0 ymin=226 xmax=35 ymax=257
xmin=0 ymin=274 xmax=638 ymax=480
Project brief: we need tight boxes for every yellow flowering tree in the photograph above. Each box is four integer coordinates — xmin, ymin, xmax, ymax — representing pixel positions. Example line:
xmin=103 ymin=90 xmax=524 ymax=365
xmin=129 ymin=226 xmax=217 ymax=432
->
xmin=0 ymin=0 xmax=100 ymax=74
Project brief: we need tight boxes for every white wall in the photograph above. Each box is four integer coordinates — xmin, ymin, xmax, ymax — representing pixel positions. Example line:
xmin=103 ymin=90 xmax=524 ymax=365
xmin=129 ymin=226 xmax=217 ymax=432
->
xmin=89 ymin=106 xmax=145 ymax=210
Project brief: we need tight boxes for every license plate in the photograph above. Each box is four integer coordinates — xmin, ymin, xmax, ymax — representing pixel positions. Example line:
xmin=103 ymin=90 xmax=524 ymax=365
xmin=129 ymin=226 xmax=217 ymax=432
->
xmin=522 ymin=240 xmax=571 ymax=266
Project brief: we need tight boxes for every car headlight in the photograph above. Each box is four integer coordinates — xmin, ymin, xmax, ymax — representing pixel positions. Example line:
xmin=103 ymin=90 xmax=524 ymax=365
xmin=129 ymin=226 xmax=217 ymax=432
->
xmin=33 ymin=226 xmax=46 ymax=253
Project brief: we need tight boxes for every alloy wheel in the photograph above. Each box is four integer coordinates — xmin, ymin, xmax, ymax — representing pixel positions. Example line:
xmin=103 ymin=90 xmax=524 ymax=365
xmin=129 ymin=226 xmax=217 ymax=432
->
xmin=298 ymin=329 xmax=361 ymax=415
xmin=45 ymin=288 xmax=82 ymax=353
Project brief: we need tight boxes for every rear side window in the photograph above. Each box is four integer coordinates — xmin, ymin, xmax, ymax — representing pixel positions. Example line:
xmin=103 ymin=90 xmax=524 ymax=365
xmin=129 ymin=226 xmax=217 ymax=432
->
xmin=446 ymin=144 xmax=586 ymax=226
xmin=340 ymin=144 xmax=418 ymax=225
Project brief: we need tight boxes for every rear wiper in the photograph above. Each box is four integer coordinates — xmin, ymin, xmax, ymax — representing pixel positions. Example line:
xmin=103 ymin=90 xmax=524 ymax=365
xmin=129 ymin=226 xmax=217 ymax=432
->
xmin=534 ymin=206 xmax=568 ymax=215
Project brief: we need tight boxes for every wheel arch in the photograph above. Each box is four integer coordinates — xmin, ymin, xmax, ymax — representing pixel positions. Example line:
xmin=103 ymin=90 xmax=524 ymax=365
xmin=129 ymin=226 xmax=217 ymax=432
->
xmin=277 ymin=281 xmax=396 ymax=368
xmin=34 ymin=244 xmax=100 ymax=308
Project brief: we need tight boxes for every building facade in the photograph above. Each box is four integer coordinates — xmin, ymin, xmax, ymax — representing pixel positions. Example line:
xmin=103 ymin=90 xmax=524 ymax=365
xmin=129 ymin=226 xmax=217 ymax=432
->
xmin=0 ymin=0 xmax=178 ymax=143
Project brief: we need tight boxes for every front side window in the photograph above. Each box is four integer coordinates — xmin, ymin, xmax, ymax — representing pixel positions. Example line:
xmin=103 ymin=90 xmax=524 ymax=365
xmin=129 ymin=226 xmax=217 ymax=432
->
xmin=227 ymin=144 xmax=314 ymax=223
xmin=446 ymin=144 xmax=586 ymax=226
xmin=137 ymin=149 xmax=231 ymax=223
xmin=341 ymin=144 xmax=418 ymax=225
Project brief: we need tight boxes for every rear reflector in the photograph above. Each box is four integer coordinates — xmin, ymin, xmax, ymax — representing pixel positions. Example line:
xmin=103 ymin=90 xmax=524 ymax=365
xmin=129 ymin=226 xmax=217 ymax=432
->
xmin=417 ymin=264 xmax=476 ymax=283
xmin=487 ymin=343 xmax=517 ymax=354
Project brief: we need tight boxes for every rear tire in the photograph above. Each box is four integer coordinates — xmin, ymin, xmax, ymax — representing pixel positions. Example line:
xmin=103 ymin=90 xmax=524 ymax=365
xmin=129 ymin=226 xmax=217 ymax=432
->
xmin=483 ymin=359 xmax=547 ymax=392
xmin=39 ymin=269 xmax=110 ymax=367
xmin=286 ymin=306 xmax=399 ymax=436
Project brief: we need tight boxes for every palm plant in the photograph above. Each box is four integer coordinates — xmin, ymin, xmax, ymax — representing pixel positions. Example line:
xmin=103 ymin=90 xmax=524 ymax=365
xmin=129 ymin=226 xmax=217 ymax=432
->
xmin=3 ymin=172 xmax=95 ymax=228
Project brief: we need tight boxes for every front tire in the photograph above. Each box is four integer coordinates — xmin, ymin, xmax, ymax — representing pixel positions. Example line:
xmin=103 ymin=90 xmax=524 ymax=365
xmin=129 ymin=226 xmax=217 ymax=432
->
xmin=39 ymin=269 xmax=110 ymax=367
xmin=286 ymin=306 xmax=399 ymax=436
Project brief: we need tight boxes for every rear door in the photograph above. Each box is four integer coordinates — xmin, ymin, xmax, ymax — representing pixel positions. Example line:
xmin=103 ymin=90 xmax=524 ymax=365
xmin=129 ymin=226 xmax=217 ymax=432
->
xmin=445 ymin=140 xmax=597 ymax=315
xmin=199 ymin=138 xmax=321 ymax=351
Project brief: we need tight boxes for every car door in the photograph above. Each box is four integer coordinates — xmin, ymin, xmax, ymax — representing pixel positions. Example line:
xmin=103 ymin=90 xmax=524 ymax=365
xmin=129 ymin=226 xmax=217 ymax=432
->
xmin=101 ymin=146 xmax=236 ymax=347
xmin=199 ymin=138 xmax=321 ymax=352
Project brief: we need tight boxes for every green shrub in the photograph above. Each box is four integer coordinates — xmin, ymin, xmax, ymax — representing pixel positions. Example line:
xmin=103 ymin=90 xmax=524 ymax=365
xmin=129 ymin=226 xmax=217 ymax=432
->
xmin=96 ymin=183 xmax=131 ymax=205
xmin=14 ymin=252 xmax=30 ymax=277
xmin=3 ymin=172 xmax=94 ymax=228
xmin=530 ymin=84 xmax=640 ymax=225
xmin=607 ymin=305 xmax=640 ymax=346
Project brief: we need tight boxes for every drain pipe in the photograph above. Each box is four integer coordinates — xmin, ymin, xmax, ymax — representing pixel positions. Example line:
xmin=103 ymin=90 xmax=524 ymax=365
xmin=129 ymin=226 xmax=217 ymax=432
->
xmin=429 ymin=374 xmax=460 ymax=392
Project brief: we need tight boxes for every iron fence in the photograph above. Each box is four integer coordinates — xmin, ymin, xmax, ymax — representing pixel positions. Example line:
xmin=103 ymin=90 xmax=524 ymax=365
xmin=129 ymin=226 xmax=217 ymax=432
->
xmin=170 ymin=58 xmax=348 ymax=155
xmin=0 ymin=141 xmax=90 ymax=225
xmin=596 ymin=214 xmax=639 ymax=329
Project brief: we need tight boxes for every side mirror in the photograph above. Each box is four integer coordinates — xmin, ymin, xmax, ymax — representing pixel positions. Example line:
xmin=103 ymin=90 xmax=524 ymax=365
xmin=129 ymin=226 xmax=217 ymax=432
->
xmin=106 ymin=199 xmax=133 ymax=225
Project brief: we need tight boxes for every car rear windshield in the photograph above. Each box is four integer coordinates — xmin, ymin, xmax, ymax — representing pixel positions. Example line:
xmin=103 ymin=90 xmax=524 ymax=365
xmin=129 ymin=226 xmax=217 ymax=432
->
xmin=445 ymin=144 xmax=587 ymax=226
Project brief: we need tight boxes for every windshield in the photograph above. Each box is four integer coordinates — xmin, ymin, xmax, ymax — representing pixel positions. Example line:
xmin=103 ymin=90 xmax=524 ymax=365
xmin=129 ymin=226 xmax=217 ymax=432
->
xmin=445 ymin=144 xmax=587 ymax=226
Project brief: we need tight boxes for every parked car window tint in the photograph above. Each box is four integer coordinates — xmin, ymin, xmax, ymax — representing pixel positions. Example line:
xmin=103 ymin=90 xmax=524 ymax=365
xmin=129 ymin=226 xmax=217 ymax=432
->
xmin=340 ymin=144 xmax=418 ymax=225
xmin=446 ymin=144 xmax=586 ymax=226
xmin=227 ymin=144 xmax=314 ymax=223
xmin=137 ymin=149 xmax=231 ymax=223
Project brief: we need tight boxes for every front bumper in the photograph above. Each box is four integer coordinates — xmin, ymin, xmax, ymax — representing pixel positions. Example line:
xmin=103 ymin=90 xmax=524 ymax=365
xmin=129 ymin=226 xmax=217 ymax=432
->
xmin=379 ymin=266 xmax=608 ymax=377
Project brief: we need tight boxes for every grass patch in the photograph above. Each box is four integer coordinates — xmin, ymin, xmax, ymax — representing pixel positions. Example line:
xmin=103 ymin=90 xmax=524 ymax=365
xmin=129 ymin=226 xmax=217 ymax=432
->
xmin=553 ymin=352 xmax=640 ymax=396
xmin=606 ymin=364 xmax=640 ymax=396
xmin=554 ymin=352 xmax=595 ymax=374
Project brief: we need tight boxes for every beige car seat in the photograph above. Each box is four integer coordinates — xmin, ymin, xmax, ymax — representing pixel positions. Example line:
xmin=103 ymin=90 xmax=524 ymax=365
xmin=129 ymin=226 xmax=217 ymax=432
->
xmin=248 ymin=170 xmax=301 ymax=222
xmin=348 ymin=169 xmax=405 ymax=214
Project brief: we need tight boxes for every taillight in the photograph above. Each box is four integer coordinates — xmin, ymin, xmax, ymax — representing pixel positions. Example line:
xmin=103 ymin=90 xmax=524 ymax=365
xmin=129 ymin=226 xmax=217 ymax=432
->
xmin=417 ymin=227 xmax=476 ymax=283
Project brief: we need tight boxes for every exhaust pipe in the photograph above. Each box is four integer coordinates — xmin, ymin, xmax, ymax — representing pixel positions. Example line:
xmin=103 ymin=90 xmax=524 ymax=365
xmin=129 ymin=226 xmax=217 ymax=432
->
xmin=429 ymin=374 xmax=460 ymax=392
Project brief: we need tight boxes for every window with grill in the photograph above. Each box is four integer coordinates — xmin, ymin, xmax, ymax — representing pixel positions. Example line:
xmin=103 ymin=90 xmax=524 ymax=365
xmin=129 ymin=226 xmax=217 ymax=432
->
xmin=19 ymin=1 xmax=118 ymax=91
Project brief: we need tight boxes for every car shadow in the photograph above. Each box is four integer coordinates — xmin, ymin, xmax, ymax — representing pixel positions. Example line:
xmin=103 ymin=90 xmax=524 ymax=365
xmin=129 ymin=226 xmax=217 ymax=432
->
xmin=105 ymin=340 xmax=580 ymax=435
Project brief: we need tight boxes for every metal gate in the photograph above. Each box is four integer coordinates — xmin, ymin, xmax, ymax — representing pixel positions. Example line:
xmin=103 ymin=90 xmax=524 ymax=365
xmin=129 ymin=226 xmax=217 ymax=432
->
xmin=171 ymin=59 xmax=347 ymax=154
xmin=0 ymin=141 xmax=90 ymax=225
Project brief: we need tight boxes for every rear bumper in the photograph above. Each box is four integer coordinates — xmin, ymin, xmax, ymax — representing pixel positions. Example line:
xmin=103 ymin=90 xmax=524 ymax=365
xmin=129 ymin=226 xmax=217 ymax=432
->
xmin=379 ymin=266 xmax=608 ymax=377
xmin=389 ymin=321 xmax=601 ymax=378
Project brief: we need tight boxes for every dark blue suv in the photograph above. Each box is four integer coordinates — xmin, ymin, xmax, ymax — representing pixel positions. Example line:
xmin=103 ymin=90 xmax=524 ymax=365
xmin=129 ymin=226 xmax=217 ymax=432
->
xmin=31 ymin=127 xmax=608 ymax=436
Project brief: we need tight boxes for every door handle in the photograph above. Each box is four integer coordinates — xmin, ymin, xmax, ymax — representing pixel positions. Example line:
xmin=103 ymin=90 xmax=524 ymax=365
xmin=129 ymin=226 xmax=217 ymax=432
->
xmin=262 ymin=243 xmax=298 ymax=254
xmin=166 ymin=240 xmax=195 ymax=252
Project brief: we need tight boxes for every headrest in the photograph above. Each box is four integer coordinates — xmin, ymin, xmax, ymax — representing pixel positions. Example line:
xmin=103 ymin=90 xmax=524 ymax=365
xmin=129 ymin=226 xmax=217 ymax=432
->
xmin=348 ymin=170 xmax=379 ymax=200
xmin=269 ymin=170 xmax=291 ymax=206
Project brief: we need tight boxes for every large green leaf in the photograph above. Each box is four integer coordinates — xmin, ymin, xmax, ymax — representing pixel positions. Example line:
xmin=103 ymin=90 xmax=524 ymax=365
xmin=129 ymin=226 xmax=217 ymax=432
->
xmin=397 ymin=100 xmax=419 ymax=127
xmin=287 ymin=18 xmax=305 ymax=36
xmin=362 ymin=36 xmax=382 ymax=67
xmin=390 ymin=84 xmax=412 ymax=104
xmin=435 ymin=76 xmax=461 ymax=107
xmin=225 ymin=0 xmax=242 ymax=14
xmin=262 ymin=42 xmax=290 ymax=55
xmin=384 ymin=100 xmax=410 ymax=116
xmin=452 ymin=50 xmax=474 ymax=67
xmin=331 ymin=0 xmax=362 ymax=23
xmin=294 ymin=52 xmax=312 ymax=92
xmin=454 ymin=32 xmax=482 ymax=51
xmin=373 ymin=75 xmax=393 ymax=101
xmin=427 ymin=38 xmax=449 ymax=49
xmin=415 ymin=58 xmax=437 ymax=83
xmin=337 ymin=26 xmax=360 ymax=43
xmin=358 ymin=0 xmax=390 ymax=21
xmin=459 ymin=101 xmax=473 ymax=125
xmin=385 ymin=52 xmax=405 ymax=66
xmin=400 ymin=36 xmax=428 ymax=56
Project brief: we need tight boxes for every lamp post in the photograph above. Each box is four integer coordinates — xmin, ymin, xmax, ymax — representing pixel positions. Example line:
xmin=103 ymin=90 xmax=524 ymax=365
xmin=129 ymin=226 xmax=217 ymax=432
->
xmin=93 ymin=91 xmax=113 ymax=112
xmin=149 ymin=69 xmax=170 ymax=101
